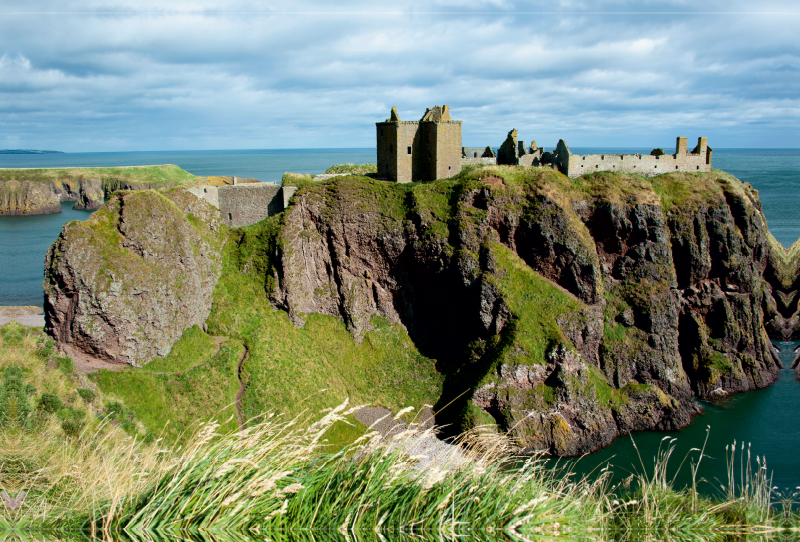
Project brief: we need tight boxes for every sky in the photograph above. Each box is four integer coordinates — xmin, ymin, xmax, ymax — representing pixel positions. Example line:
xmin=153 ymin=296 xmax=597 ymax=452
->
xmin=1 ymin=1 xmax=798 ymax=152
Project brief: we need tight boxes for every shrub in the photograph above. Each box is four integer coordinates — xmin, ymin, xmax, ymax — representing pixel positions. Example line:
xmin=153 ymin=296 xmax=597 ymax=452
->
xmin=38 ymin=393 xmax=63 ymax=413
xmin=77 ymin=388 xmax=96 ymax=403
xmin=651 ymin=148 xmax=666 ymax=156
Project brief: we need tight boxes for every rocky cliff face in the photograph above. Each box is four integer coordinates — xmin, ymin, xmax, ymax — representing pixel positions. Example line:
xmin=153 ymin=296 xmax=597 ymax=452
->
xmin=44 ymin=190 xmax=224 ymax=367
xmin=0 ymin=178 xmax=104 ymax=215
xmin=270 ymin=170 xmax=784 ymax=455
xmin=42 ymin=168 xmax=791 ymax=455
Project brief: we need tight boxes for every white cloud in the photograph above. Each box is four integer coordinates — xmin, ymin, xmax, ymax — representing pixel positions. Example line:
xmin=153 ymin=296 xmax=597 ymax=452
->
xmin=0 ymin=0 xmax=798 ymax=150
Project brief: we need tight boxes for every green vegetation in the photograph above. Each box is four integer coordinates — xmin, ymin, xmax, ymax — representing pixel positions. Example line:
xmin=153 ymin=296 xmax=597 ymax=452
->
xmin=207 ymin=220 xmax=444 ymax=446
xmin=139 ymin=325 xmax=221 ymax=373
xmin=0 ymin=164 xmax=199 ymax=193
xmin=91 ymin=338 xmax=243 ymax=443
xmin=488 ymin=243 xmax=584 ymax=366
xmin=281 ymin=172 xmax=314 ymax=183
xmin=324 ymin=163 xmax=377 ymax=175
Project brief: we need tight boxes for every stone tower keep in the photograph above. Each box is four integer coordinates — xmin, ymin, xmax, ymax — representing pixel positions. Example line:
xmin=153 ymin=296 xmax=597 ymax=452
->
xmin=376 ymin=105 xmax=463 ymax=183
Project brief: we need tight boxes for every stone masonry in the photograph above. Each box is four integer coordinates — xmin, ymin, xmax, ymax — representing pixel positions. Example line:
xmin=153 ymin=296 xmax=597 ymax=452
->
xmin=560 ymin=137 xmax=713 ymax=178
xmin=189 ymin=181 xmax=296 ymax=228
xmin=376 ymin=106 xmax=463 ymax=183
xmin=378 ymin=106 xmax=711 ymax=181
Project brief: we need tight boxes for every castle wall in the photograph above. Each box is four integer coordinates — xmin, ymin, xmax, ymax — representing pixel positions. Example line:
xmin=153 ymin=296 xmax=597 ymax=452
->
xmin=186 ymin=185 xmax=219 ymax=208
xmin=377 ymin=121 xmax=418 ymax=183
xmin=218 ymin=182 xmax=281 ymax=227
xmin=462 ymin=157 xmax=497 ymax=166
xmin=564 ymin=137 xmax=713 ymax=178
xmin=431 ymin=121 xmax=463 ymax=181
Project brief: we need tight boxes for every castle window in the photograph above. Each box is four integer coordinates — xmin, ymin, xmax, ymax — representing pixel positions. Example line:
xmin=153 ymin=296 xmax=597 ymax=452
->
xmin=676 ymin=166 xmax=678 ymax=169
xmin=449 ymin=166 xmax=451 ymax=170
xmin=203 ymin=188 xmax=207 ymax=193
xmin=697 ymin=166 xmax=700 ymax=170
xmin=474 ymin=152 xmax=478 ymax=157
xmin=408 ymin=146 xmax=412 ymax=154
xmin=228 ymin=213 xmax=232 ymax=220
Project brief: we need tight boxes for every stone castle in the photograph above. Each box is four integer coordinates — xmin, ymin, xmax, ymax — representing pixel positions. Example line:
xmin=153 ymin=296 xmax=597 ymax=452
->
xmin=376 ymin=105 xmax=464 ymax=183
xmin=188 ymin=105 xmax=712 ymax=229
xmin=377 ymin=105 xmax=712 ymax=182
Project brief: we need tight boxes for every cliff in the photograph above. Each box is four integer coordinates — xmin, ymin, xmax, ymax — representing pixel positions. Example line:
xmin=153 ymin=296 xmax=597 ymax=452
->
xmin=43 ymin=167 xmax=791 ymax=455
xmin=270 ymin=169 xmax=783 ymax=454
xmin=44 ymin=189 xmax=224 ymax=366
xmin=0 ymin=165 xmax=199 ymax=216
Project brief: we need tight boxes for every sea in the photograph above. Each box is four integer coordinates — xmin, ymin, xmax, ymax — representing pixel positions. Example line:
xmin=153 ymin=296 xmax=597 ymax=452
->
xmin=2 ymin=147 xmax=800 ymax=494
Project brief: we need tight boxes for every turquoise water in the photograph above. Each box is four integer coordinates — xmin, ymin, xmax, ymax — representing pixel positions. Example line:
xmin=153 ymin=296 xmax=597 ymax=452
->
xmin=560 ymin=343 xmax=800 ymax=496
xmin=1 ymin=148 xmax=799 ymax=494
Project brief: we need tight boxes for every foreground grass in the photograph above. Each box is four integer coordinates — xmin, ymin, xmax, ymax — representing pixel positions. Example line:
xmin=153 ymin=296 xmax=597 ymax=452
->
xmin=3 ymin=320 xmax=800 ymax=540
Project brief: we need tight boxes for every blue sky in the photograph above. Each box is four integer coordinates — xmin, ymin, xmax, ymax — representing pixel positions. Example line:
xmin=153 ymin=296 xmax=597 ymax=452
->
xmin=1 ymin=1 xmax=798 ymax=151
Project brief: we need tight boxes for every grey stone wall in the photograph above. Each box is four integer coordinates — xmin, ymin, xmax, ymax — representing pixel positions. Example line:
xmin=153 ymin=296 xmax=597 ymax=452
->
xmin=431 ymin=121 xmax=463 ymax=181
xmin=563 ymin=137 xmax=712 ymax=178
xmin=187 ymin=185 xmax=219 ymax=208
xmin=218 ymin=183 xmax=281 ymax=227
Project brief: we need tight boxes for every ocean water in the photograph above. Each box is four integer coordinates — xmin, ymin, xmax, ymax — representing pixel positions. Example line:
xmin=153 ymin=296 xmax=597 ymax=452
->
xmin=2 ymin=148 xmax=800 ymax=493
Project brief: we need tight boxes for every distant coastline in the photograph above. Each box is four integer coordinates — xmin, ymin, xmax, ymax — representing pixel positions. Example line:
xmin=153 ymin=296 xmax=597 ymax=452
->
xmin=0 ymin=149 xmax=64 ymax=154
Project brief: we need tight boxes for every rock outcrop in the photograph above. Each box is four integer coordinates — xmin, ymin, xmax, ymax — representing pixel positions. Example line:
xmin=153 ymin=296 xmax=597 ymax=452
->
xmin=0 ymin=180 xmax=61 ymax=215
xmin=0 ymin=178 xmax=105 ymax=215
xmin=44 ymin=190 xmax=224 ymax=366
xmin=269 ymin=170 xmax=784 ymax=455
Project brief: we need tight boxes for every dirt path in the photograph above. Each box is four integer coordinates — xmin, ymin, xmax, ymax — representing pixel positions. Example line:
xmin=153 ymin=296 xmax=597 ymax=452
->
xmin=234 ymin=345 xmax=250 ymax=430
xmin=354 ymin=406 xmax=466 ymax=470
xmin=0 ymin=306 xmax=45 ymax=327
xmin=62 ymin=344 xmax=128 ymax=374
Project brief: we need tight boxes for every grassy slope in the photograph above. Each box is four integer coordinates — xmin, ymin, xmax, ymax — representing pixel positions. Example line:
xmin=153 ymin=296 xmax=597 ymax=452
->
xmin=209 ymin=223 xmax=444 ymax=440
xmin=91 ymin=338 xmax=243 ymax=443
xmin=0 ymin=164 xmax=198 ymax=189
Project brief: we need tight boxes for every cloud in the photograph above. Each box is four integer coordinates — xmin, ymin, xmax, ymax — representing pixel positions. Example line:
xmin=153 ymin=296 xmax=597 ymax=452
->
xmin=0 ymin=0 xmax=798 ymax=150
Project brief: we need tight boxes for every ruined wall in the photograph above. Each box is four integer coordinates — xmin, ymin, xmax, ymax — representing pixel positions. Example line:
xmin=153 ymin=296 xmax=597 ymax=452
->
xmin=218 ymin=183 xmax=281 ymax=227
xmin=462 ymin=146 xmax=497 ymax=166
xmin=565 ymin=137 xmax=712 ymax=178
xmin=186 ymin=185 xmax=219 ymax=208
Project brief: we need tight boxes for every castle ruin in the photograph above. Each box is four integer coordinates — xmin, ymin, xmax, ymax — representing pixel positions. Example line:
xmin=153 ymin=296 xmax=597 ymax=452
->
xmin=376 ymin=105 xmax=463 ymax=183
xmin=377 ymin=106 xmax=712 ymax=182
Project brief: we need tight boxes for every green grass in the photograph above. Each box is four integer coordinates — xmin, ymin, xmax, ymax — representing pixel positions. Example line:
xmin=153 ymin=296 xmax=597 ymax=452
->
xmin=487 ymin=242 xmax=584 ymax=367
xmin=206 ymin=228 xmax=444 ymax=448
xmin=140 ymin=325 xmax=221 ymax=373
xmin=324 ymin=163 xmax=377 ymax=175
xmin=91 ymin=339 xmax=243 ymax=443
xmin=0 ymin=164 xmax=198 ymax=192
